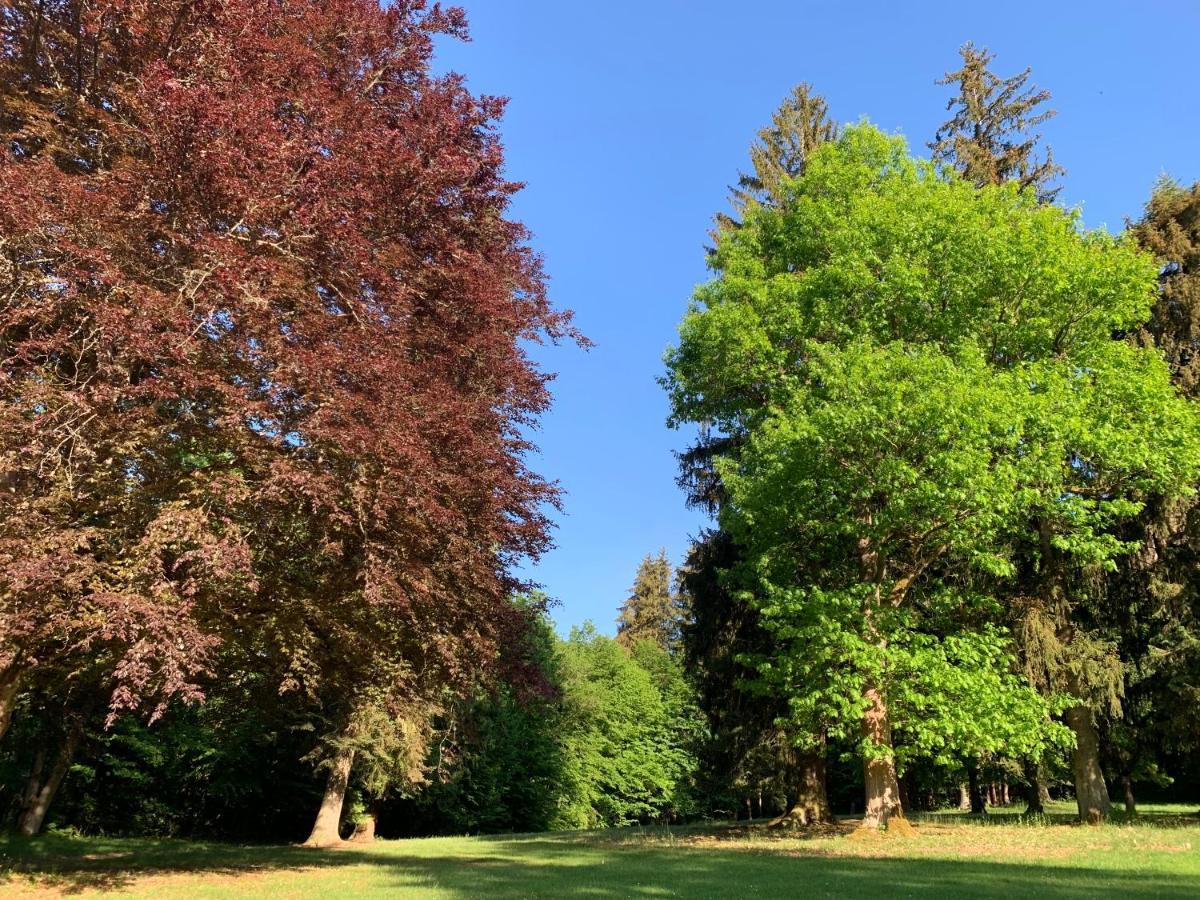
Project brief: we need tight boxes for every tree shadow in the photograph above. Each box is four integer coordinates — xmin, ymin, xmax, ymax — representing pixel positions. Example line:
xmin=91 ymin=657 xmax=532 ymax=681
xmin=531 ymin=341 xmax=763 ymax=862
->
xmin=0 ymin=833 xmax=356 ymax=894
xmin=363 ymin=849 xmax=1200 ymax=899
xmin=3 ymin=820 xmax=1199 ymax=897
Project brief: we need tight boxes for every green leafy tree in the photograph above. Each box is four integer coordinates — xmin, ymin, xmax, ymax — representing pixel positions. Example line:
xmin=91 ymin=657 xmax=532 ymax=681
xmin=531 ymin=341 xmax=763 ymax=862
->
xmin=553 ymin=625 xmax=696 ymax=828
xmin=405 ymin=600 xmax=569 ymax=836
xmin=665 ymin=124 xmax=1200 ymax=827
xmin=931 ymin=43 xmax=1063 ymax=201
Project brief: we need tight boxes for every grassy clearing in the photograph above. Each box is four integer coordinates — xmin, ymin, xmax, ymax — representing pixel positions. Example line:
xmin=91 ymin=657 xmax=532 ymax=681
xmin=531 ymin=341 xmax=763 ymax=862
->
xmin=1 ymin=802 xmax=1197 ymax=898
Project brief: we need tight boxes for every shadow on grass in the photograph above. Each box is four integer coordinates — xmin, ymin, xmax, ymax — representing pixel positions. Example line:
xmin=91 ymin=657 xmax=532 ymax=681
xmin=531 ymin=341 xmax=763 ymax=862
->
xmin=0 ymin=833 xmax=342 ymax=894
xmin=2 ymin=818 xmax=1198 ymax=898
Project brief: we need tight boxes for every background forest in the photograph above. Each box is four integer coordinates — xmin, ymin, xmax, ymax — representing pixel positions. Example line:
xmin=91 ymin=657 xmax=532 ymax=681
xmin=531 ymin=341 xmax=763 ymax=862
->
xmin=1 ymin=0 xmax=1198 ymax=848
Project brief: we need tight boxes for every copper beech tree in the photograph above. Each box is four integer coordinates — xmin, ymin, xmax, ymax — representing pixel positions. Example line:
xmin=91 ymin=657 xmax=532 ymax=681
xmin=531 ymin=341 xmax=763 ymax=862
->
xmin=0 ymin=0 xmax=578 ymax=842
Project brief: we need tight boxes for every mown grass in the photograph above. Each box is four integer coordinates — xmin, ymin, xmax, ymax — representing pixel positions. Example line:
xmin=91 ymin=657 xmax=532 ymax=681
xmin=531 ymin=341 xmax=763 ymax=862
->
xmin=1 ymin=802 xmax=1197 ymax=898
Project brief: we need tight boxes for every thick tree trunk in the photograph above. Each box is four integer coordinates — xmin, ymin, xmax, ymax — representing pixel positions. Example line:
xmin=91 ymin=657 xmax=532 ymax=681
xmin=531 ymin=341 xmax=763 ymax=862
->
xmin=1122 ymin=775 xmax=1136 ymax=815
xmin=303 ymin=746 xmax=354 ymax=847
xmin=967 ymin=762 xmax=987 ymax=815
xmin=860 ymin=685 xmax=903 ymax=829
xmin=18 ymin=722 xmax=82 ymax=836
xmin=771 ymin=751 xmax=832 ymax=827
xmin=1022 ymin=759 xmax=1044 ymax=815
xmin=958 ymin=783 xmax=970 ymax=810
xmin=20 ymin=749 xmax=47 ymax=810
xmin=0 ymin=665 xmax=22 ymax=742
xmin=1064 ymin=703 xmax=1110 ymax=823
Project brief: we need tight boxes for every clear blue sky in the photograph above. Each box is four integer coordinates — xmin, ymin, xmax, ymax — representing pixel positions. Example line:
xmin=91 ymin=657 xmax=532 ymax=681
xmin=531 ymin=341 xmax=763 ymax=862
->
xmin=433 ymin=1 xmax=1200 ymax=635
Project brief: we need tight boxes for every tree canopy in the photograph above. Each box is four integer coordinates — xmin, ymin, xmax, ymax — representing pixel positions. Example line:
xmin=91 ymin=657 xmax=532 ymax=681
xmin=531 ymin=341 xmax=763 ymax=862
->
xmin=665 ymin=123 xmax=1200 ymax=827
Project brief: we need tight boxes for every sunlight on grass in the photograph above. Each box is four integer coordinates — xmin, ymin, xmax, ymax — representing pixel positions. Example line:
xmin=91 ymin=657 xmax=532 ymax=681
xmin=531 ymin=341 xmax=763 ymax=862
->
xmin=1 ymin=803 xmax=1197 ymax=898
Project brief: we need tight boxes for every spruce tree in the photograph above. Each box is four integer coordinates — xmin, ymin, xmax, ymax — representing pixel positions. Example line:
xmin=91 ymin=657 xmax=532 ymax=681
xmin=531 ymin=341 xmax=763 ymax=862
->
xmin=616 ymin=550 xmax=679 ymax=651
xmin=1132 ymin=179 xmax=1200 ymax=396
xmin=1100 ymin=179 xmax=1200 ymax=811
xmin=714 ymin=83 xmax=838 ymax=235
xmin=688 ymin=83 xmax=839 ymax=824
xmin=931 ymin=43 xmax=1063 ymax=202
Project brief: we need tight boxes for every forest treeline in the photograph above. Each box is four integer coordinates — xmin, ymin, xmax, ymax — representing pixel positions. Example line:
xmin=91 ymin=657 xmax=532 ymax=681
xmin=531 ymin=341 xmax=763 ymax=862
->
xmin=1 ymin=2 xmax=1198 ymax=842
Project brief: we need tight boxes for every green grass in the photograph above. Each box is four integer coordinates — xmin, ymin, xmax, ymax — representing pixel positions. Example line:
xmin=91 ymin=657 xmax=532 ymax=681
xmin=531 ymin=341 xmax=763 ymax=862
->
xmin=1 ymin=802 xmax=1197 ymax=898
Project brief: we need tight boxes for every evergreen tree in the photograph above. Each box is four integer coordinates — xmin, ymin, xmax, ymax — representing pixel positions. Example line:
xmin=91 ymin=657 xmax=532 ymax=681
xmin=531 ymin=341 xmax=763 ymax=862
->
xmin=714 ymin=83 xmax=838 ymax=235
xmin=616 ymin=551 xmax=681 ymax=651
xmin=678 ymin=530 xmax=832 ymax=824
xmin=690 ymin=85 xmax=840 ymax=824
xmin=1098 ymin=179 xmax=1200 ymax=811
xmin=931 ymin=43 xmax=1063 ymax=202
xmin=1132 ymin=179 xmax=1200 ymax=395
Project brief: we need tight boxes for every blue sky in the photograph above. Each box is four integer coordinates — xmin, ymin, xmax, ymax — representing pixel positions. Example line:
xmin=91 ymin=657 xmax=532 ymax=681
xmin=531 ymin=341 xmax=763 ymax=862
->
xmin=434 ymin=1 xmax=1200 ymax=635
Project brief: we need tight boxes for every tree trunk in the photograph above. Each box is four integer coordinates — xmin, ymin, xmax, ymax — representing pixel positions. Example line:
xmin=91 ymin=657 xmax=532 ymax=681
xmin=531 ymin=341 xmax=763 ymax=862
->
xmin=349 ymin=802 xmax=378 ymax=843
xmin=1022 ymin=759 xmax=1044 ymax=814
xmin=1064 ymin=703 xmax=1110 ymax=823
xmin=21 ymin=749 xmax=46 ymax=806
xmin=860 ymin=685 xmax=903 ymax=829
xmin=18 ymin=722 xmax=82 ymax=836
xmin=966 ymin=762 xmax=987 ymax=815
xmin=0 ymin=665 xmax=22 ymax=742
xmin=1122 ymin=775 xmax=1136 ymax=816
xmin=958 ymin=783 xmax=970 ymax=810
xmin=1022 ymin=763 xmax=1051 ymax=816
xmin=303 ymin=746 xmax=354 ymax=847
xmin=771 ymin=751 xmax=832 ymax=826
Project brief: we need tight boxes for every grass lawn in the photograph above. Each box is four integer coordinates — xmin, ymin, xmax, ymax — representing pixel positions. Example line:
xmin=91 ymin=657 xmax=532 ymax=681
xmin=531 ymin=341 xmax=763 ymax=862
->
xmin=1 ymin=802 xmax=1197 ymax=898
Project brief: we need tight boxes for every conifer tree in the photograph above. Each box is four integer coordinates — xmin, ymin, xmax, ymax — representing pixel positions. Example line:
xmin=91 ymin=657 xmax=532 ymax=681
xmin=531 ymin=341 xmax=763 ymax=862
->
xmin=714 ymin=83 xmax=838 ymax=235
xmin=687 ymin=84 xmax=839 ymax=824
xmin=931 ymin=43 xmax=1063 ymax=202
xmin=616 ymin=551 xmax=680 ymax=651
xmin=1099 ymin=179 xmax=1200 ymax=811
xmin=1132 ymin=179 xmax=1200 ymax=396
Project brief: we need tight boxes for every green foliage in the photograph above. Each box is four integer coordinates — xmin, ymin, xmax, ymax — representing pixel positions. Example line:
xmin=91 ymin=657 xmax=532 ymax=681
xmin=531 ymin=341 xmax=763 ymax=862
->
xmin=553 ymin=626 xmax=699 ymax=828
xmin=665 ymin=124 xmax=1200 ymax=782
xmin=402 ymin=603 xmax=569 ymax=835
xmin=0 ymin=691 xmax=323 ymax=841
xmin=406 ymin=686 xmax=568 ymax=836
xmin=1096 ymin=177 xmax=1200 ymax=795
